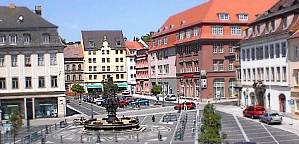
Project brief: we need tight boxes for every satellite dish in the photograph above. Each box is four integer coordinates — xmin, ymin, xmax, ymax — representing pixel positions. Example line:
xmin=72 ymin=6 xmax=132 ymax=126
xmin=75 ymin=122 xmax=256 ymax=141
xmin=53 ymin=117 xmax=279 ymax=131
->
xmin=18 ymin=15 xmax=24 ymax=22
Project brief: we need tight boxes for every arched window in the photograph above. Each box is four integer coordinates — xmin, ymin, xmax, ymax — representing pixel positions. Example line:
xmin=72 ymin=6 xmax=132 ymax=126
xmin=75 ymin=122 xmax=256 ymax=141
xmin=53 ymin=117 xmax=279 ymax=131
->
xmin=72 ymin=64 xmax=76 ymax=71
xmin=23 ymin=33 xmax=31 ymax=44
xmin=0 ymin=34 xmax=5 ymax=44
xmin=73 ymin=75 xmax=76 ymax=81
xmin=78 ymin=64 xmax=81 ymax=71
xmin=42 ymin=33 xmax=50 ymax=44
xmin=9 ymin=34 xmax=17 ymax=44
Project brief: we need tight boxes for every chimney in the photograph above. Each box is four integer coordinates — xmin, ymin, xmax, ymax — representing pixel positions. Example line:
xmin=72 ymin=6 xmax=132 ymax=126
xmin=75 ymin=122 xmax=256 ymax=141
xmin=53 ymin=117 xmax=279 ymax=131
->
xmin=35 ymin=5 xmax=42 ymax=15
xmin=9 ymin=3 xmax=16 ymax=9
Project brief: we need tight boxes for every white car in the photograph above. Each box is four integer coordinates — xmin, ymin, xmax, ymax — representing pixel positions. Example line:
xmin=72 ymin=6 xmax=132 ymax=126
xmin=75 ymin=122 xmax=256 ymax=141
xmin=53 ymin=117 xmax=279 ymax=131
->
xmin=122 ymin=90 xmax=130 ymax=95
xmin=164 ymin=94 xmax=177 ymax=101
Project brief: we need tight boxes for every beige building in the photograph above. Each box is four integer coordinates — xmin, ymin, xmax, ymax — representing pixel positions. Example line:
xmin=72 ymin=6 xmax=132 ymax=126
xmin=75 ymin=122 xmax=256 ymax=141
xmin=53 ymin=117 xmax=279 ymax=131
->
xmin=288 ymin=31 xmax=299 ymax=119
xmin=81 ymin=31 xmax=127 ymax=93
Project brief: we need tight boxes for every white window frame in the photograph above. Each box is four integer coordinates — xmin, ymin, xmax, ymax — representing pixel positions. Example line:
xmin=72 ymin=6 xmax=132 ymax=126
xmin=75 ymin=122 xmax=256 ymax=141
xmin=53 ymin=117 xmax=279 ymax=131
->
xmin=0 ymin=35 xmax=5 ymax=44
xmin=38 ymin=54 xmax=44 ymax=66
xmin=238 ymin=14 xmax=249 ymax=21
xmin=213 ymin=61 xmax=218 ymax=71
xmin=228 ymin=61 xmax=233 ymax=71
xmin=0 ymin=55 xmax=4 ymax=67
xmin=231 ymin=26 xmax=242 ymax=35
xmin=212 ymin=26 xmax=223 ymax=35
xmin=50 ymin=53 xmax=57 ymax=65
xmin=193 ymin=27 xmax=199 ymax=37
xmin=9 ymin=34 xmax=17 ymax=45
xmin=218 ymin=13 xmax=229 ymax=20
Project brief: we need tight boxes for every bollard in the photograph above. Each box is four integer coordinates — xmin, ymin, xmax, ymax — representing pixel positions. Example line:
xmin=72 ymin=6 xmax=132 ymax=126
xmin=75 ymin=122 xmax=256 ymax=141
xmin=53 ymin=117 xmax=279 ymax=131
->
xmin=45 ymin=125 xmax=49 ymax=134
xmin=60 ymin=135 xmax=63 ymax=143
xmin=81 ymin=135 xmax=83 ymax=143
xmin=41 ymin=135 xmax=45 ymax=144
xmin=55 ymin=123 xmax=57 ymax=130
xmin=49 ymin=125 xmax=52 ymax=133
xmin=158 ymin=131 xmax=162 ymax=141
xmin=136 ymin=133 xmax=139 ymax=142
xmin=115 ymin=134 xmax=118 ymax=142
xmin=152 ymin=115 xmax=155 ymax=122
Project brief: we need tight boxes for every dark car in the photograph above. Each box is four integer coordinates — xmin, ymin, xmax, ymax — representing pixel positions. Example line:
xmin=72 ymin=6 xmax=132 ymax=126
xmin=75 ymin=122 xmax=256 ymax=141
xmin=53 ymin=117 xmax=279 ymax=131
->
xmin=174 ymin=102 xmax=196 ymax=110
xmin=243 ymin=106 xmax=265 ymax=119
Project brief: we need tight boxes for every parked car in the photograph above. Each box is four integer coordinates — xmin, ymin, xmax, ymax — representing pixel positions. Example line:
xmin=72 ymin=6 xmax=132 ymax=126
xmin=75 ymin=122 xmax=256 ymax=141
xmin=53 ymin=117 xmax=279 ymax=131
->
xmin=259 ymin=112 xmax=282 ymax=124
xmin=243 ymin=106 xmax=265 ymax=118
xmin=122 ymin=90 xmax=130 ymax=95
xmin=118 ymin=99 xmax=129 ymax=107
xmin=164 ymin=94 xmax=177 ymax=101
xmin=174 ymin=102 xmax=196 ymax=110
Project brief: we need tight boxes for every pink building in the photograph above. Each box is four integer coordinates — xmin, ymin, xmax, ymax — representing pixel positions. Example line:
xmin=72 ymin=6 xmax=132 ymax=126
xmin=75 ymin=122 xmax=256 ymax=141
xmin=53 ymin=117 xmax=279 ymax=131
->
xmin=136 ymin=48 xmax=150 ymax=95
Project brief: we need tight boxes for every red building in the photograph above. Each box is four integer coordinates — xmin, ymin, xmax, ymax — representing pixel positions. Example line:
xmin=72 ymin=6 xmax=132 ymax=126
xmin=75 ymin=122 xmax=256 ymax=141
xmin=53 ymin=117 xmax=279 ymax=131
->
xmin=150 ymin=0 xmax=277 ymax=100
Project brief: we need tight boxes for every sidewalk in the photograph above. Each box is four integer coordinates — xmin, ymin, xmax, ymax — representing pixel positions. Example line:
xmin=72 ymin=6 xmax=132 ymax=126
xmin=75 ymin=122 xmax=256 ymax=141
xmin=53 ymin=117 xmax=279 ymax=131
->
xmin=28 ymin=113 xmax=84 ymax=127
xmin=215 ymin=104 xmax=299 ymax=136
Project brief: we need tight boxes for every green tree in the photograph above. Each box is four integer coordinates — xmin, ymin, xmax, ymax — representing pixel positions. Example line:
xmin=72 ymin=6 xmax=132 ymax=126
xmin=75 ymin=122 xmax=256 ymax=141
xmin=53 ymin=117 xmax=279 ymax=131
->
xmin=9 ymin=111 xmax=23 ymax=143
xmin=151 ymin=85 xmax=162 ymax=96
xmin=71 ymin=84 xmax=85 ymax=100
xmin=141 ymin=33 xmax=151 ymax=42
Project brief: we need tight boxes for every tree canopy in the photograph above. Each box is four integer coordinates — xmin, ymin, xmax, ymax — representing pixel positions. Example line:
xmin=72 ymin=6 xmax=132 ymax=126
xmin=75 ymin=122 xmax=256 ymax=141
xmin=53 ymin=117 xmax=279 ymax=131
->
xmin=151 ymin=85 xmax=162 ymax=96
xmin=71 ymin=84 xmax=85 ymax=94
xmin=9 ymin=111 xmax=23 ymax=137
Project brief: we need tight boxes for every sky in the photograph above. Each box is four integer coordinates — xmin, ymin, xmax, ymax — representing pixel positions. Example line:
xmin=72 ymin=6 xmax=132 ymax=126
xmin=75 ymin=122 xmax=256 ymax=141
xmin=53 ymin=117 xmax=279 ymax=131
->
xmin=1 ymin=0 xmax=206 ymax=42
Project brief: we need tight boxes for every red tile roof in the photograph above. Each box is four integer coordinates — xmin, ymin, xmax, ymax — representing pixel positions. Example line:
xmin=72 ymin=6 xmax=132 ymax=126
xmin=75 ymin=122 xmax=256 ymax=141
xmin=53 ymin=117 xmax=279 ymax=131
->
xmin=125 ymin=41 xmax=143 ymax=50
xmin=64 ymin=43 xmax=84 ymax=58
xmin=155 ymin=0 xmax=278 ymax=37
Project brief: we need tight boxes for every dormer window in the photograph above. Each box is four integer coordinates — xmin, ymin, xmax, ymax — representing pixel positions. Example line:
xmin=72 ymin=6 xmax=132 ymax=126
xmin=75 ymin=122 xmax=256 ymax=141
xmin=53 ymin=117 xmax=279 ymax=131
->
xmin=0 ymin=35 xmax=5 ymax=44
xmin=282 ymin=17 xmax=287 ymax=29
xmin=88 ymin=40 xmax=95 ymax=47
xmin=23 ymin=34 xmax=31 ymax=45
xmin=238 ymin=14 xmax=248 ymax=21
xmin=9 ymin=34 xmax=17 ymax=44
xmin=170 ymin=25 xmax=175 ymax=29
xmin=116 ymin=40 xmax=121 ymax=46
xmin=180 ymin=20 xmax=186 ymax=26
xmin=218 ymin=13 xmax=229 ymax=20
xmin=42 ymin=33 xmax=50 ymax=44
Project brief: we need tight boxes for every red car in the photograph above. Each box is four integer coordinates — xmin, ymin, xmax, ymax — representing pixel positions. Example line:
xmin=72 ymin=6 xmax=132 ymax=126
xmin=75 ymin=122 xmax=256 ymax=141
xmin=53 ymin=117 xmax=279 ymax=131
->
xmin=118 ymin=99 xmax=129 ymax=107
xmin=174 ymin=102 xmax=196 ymax=110
xmin=243 ymin=106 xmax=265 ymax=118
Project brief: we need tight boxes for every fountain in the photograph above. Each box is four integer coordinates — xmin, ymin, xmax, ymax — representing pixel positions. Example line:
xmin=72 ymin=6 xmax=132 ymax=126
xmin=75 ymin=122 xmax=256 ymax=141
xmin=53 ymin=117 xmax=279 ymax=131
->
xmin=84 ymin=77 xmax=140 ymax=131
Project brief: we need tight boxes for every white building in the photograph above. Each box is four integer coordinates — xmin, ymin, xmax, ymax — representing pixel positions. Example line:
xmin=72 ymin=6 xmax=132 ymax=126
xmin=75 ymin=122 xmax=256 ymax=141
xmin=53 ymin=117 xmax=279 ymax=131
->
xmin=240 ymin=2 xmax=299 ymax=114
xmin=0 ymin=4 xmax=65 ymax=121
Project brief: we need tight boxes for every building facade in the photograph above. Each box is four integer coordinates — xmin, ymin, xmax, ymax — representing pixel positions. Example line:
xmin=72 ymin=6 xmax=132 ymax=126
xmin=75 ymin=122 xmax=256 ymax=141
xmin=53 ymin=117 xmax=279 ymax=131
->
xmin=136 ymin=47 xmax=150 ymax=95
xmin=240 ymin=0 xmax=299 ymax=114
xmin=0 ymin=4 xmax=66 ymax=120
xmin=64 ymin=42 xmax=84 ymax=93
xmin=150 ymin=0 xmax=277 ymax=100
xmin=125 ymin=40 xmax=140 ymax=94
xmin=81 ymin=31 xmax=128 ymax=93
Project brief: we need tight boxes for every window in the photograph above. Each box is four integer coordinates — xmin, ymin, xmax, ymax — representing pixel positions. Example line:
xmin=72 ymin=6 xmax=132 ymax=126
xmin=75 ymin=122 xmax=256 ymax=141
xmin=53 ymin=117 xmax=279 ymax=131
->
xmin=88 ymin=51 xmax=92 ymax=55
xmin=276 ymin=67 xmax=281 ymax=82
xmin=25 ymin=77 xmax=32 ymax=89
xmin=218 ymin=13 xmax=229 ymax=20
xmin=94 ymin=75 xmax=97 ymax=79
xmin=163 ymin=37 xmax=168 ymax=44
xmin=42 ymin=34 xmax=50 ymax=44
xmin=116 ymin=58 xmax=119 ymax=62
xmin=116 ymin=66 xmax=119 ymax=71
xmin=212 ymin=26 xmax=223 ymax=35
xmin=266 ymin=68 xmax=269 ymax=81
xmin=176 ymin=33 xmax=179 ymax=40
xmin=0 ymin=78 xmax=6 ymax=89
xmin=213 ymin=60 xmax=218 ymax=71
xmin=72 ymin=64 xmax=76 ymax=71
xmin=50 ymin=53 xmax=57 ymax=65
xmin=23 ymin=34 xmax=31 ymax=44
xmin=115 ymin=50 xmax=118 ymax=54
xmin=164 ymin=64 xmax=169 ymax=74
xmin=271 ymin=67 xmax=275 ymax=82
xmin=121 ymin=74 xmax=124 ymax=79
xmin=121 ymin=66 xmax=124 ymax=71
xmin=107 ymin=58 xmax=110 ymax=63
xmin=78 ymin=64 xmax=82 ymax=71
xmin=229 ymin=46 xmax=234 ymax=53
xmin=242 ymin=49 xmax=245 ymax=61
xmin=271 ymin=20 xmax=275 ymax=31
xmin=282 ymin=67 xmax=286 ymax=82
xmin=120 ymin=58 xmax=124 ymax=62
xmin=120 ymin=50 xmax=123 ymax=54
xmin=89 ymin=75 xmax=92 ymax=80
xmin=12 ymin=77 xmax=18 ymax=89
xmin=219 ymin=61 xmax=224 ymax=71
xmin=282 ymin=17 xmax=287 ymax=29
xmin=213 ymin=43 xmax=223 ymax=53
xmin=0 ymin=55 xmax=4 ymax=67
xmin=102 ymin=66 xmax=105 ymax=71
xmin=93 ymin=66 xmax=97 ymax=71
xmin=130 ymin=58 xmax=133 ymax=62
xmin=275 ymin=43 xmax=280 ymax=58
xmin=281 ymin=42 xmax=287 ymax=57
xmin=295 ymin=70 xmax=299 ymax=86
xmin=116 ymin=74 xmax=119 ymax=79
xmin=106 ymin=50 xmax=109 ymax=55
xmin=228 ymin=61 xmax=233 ymax=71
xmin=25 ymin=54 xmax=31 ymax=67
xmin=130 ymin=66 xmax=133 ymax=70
xmin=9 ymin=34 xmax=17 ymax=44
xmin=93 ymin=51 xmax=96 ymax=55
xmin=131 ymin=74 xmax=133 ymax=78
xmin=93 ymin=58 xmax=96 ymax=63
xmin=251 ymin=47 xmax=255 ymax=60
xmin=73 ymin=75 xmax=76 ymax=81
xmin=102 ymin=75 xmax=106 ymax=80
xmin=231 ymin=26 xmax=242 ymax=35
xmin=102 ymin=50 xmax=105 ymax=55
xmin=247 ymin=69 xmax=251 ymax=81
xmin=79 ymin=75 xmax=82 ymax=80
xmin=252 ymin=69 xmax=256 ymax=81
xmin=51 ymin=76 xmax=58 ymax=88
xmin=193 ymin=27 xmax=199 ymax=37
xmin=213 ymin=79 xmax=225 ymax=98
xmin=88 ymin=58 xmax=92 ymax=63
xmin=107 ymin=66 xmax=110 ymax=71
xmin=296 ymin=46 xmax=299 ymax=58
xmin=152 ymin=39 xmax=156 ymax=47
xmin=116 ymin=41 xmax=121 ymax=46
xmin=238 ymin=14 xmax=248 ymax=21
xmin=89 ymin=40 xmax=95 ymax=47
xmin=179 ymin=31 xmax=185 ymax=40
xmin=0 ymin=35 xmax=5 ymax=44
xmin=265 ymin=45 xmax=269 ymax=59
xmin=102 ymin=58 xmax=105 ymax=63
xmin=228 ymin=79 xmax=234 ymax=97
xmin=270 ymin=44 xmax=274 ymax=58
xmin=151 ymin=66 xmax=155 ymax=74
xmin=186 ymin=30 xmax=192 ymax=38
xmin=11 ymin=55 xmax=17 ymax=67
xmin=66 ymin=75 xmax=70 ymax=81
xmin=246 ymin=49 xmax=250 ymax=61
xmin=243 ymin=69 xmax=246 ymax=81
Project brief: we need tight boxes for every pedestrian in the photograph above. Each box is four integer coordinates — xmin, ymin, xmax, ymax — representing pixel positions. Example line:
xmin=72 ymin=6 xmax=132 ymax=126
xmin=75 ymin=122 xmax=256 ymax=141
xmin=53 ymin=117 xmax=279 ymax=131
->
xmin=152 ymin=115 xmax=155 ymax=122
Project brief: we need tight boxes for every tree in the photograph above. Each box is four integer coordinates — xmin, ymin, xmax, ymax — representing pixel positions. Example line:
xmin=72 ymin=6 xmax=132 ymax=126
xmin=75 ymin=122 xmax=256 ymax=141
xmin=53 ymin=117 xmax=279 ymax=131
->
xmin=9 ymin=111 xmax=23 ymax=143
xmin=71 ymin=84 xmax=85 ymax=100
xmin=151 ymin=85 xmax=162 ymax=96
xmin=141 ymin=34 xmax=151 ymax=42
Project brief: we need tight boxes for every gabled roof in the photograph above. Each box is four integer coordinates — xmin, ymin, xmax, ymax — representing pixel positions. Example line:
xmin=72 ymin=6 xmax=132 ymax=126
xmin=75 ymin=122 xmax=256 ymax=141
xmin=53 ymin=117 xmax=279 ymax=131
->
xmin=125 ymin=41 xmax=143 ymax=50
xmin=81 ymin=30 xmax=125 ymax=49
xmin=155 ymin=0 xmax=278 ymax=37
xmin=64 ymin=43 xmax=84 ymax=59
xmin=0 ymin=6 xmax=57 ymax=29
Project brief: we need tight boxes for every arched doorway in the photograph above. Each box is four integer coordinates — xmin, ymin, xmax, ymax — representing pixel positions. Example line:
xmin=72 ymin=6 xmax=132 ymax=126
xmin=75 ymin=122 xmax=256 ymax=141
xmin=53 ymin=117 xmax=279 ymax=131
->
xmin=279 ymin=94 xmax=286 ymax=112
xmin=267 ymin=93 xmax=271 ymax=109
xmin=250 ymin=92 xmax=255 ymax=105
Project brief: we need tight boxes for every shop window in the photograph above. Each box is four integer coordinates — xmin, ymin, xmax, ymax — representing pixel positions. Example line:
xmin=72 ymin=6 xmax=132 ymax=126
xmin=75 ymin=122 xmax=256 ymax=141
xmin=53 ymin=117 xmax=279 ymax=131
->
xmin=213 ymin=79 xmax=225 ymax=99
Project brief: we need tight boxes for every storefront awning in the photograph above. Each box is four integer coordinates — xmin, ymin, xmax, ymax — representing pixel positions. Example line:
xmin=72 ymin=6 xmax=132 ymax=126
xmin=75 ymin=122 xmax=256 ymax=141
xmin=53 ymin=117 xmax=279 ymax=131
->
xmin=86 ymin=83 xmax=103 ymax=89
xmin=116 ymin=83 xmax=128 ymax=88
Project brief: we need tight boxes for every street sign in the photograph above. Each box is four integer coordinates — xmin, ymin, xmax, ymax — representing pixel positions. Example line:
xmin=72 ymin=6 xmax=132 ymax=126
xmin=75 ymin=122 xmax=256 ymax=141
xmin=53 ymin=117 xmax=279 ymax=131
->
xmin=288 ymin=99 xmax=295 ymax=105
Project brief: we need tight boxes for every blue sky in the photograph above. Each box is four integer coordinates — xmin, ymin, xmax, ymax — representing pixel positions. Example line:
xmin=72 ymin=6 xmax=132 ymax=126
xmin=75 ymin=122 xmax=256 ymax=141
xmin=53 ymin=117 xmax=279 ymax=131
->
xmin=1 ymin=0 xmax=205 ymax=42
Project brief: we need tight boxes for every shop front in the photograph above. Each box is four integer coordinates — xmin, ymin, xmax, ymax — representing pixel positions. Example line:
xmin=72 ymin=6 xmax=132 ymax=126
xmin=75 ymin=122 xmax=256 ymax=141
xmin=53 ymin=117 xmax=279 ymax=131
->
xmin=86 ymin=83 xmax=103 ymax=95
xmin=116 ymin=83 xmax=128 ymax=91
xmin=35 ymin=98 xmax=58 ymax=118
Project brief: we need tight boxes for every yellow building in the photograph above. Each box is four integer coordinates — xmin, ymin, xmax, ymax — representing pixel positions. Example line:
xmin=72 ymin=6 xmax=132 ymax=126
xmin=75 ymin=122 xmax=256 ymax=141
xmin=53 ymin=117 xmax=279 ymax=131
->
xmin=81 ymin=30 xmax=127 ymax=93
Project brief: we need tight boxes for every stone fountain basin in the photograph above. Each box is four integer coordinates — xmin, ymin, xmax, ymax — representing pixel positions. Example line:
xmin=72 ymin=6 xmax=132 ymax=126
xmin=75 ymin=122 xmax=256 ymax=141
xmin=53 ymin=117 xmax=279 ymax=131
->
xmin=84 ymin=117 xmax=140 ymax=131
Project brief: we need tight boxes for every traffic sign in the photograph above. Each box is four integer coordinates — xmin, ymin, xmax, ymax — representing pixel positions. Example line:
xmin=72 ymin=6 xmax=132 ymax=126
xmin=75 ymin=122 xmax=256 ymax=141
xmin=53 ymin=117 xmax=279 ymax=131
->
xmin=288 ymin=99 xmax=295 ymax=105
